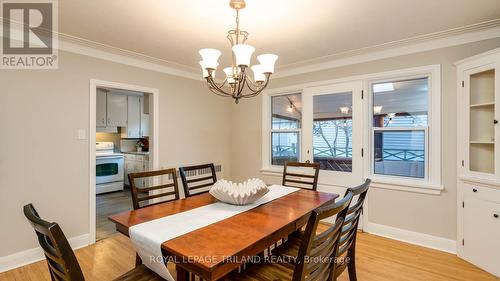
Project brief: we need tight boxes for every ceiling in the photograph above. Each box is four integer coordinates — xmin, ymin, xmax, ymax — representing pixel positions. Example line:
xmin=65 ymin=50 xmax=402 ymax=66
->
xmin=59 ymin=0 xmax=500 ymax=73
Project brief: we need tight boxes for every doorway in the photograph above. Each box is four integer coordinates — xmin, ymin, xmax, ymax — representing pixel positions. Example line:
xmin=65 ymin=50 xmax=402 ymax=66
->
xmin=302 ymin=81 xmax=364 ymax=187
xmin=89 ymin=80 xmax=159 ymax=243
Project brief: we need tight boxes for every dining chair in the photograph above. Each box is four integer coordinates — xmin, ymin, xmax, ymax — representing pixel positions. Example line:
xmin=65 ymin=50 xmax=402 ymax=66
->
xmin=272 ymin=178 xmax=371 ymax=281
xmin=128 ymin=168 xmax=180 ymax=210
xmin=23 ymin=204 xmax=163 ymax=281
xmin=232 ymin=191 xmax=354 ymax=281
xmin=178 ymin=163 xmax=217 ymax=197
xmin=282 ymin=161 xmax=320 ymax=191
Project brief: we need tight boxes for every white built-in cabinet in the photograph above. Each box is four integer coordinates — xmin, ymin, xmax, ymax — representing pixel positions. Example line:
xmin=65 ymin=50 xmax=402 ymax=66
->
xmin=457 ymin=47 xmax=500 ymax=278
xmin=96 ymin=89 xmax=107 ymax=127
xmin=96 ymin=89 xmax=149 ymax=137
xmin=106 ymin=93 xmax=128 ymax=127
xmin=121 ymin=95 xmax=149 ymax=138
xmin=123 ymin=95 xmax=141 ymax=138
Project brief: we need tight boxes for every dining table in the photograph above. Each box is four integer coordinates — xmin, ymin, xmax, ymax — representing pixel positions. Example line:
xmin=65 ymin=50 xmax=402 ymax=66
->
xmin=108 ymin=187 xmax=338 ymax=281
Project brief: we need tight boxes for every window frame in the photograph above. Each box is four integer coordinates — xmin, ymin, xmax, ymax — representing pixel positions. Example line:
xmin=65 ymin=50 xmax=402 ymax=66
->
xmin=365 ymin=67 xmax=441 ymax=192
xmin=263 ymin=91 xmax=303 ymax=170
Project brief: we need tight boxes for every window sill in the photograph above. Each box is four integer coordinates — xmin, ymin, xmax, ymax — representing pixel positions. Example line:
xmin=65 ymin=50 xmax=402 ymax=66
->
xmin=370 ymin=177 xmax=443 ymax=195
xmin=260 ymin=167 xmax=284 ymax=176
xmin=260 ymin=167 xmax=443 ymax=195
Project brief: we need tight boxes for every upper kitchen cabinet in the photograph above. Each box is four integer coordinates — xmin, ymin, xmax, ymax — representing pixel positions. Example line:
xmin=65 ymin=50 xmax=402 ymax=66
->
xmin=141 ymin=94 xmax=150 ymax=137
xmin=123 ymin=95 xmax=141 ymax=138
xmin=96 ymin=89 xmax=107 ymax=127
xmin=107 ymin=93 xmax=128 ymax=127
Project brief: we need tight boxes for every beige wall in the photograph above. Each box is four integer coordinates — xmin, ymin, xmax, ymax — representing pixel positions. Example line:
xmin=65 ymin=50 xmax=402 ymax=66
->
xmin=230 ymin=38 xmax=500 ymax=240
xmin=0 ymin=50 xmax=232 ymax=256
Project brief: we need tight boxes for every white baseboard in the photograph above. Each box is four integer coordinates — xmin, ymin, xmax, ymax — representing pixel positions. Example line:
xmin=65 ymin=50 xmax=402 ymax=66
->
xmin=0 ymin=233 xmax=89 ymax=273
xmin=365 ymin=222 xmax=456 ymax=254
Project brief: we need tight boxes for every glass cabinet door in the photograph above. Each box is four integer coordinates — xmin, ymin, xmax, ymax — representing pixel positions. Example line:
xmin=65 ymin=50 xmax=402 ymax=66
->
xmin=468 ymin=67 xmax=496 ymax=174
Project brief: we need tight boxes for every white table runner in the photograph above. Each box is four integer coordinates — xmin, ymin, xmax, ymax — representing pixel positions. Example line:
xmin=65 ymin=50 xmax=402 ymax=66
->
xmin=129 ymin=185 xmax=299 ymax=280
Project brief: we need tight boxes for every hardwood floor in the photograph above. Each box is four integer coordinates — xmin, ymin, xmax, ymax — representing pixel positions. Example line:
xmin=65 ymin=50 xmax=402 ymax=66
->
xmin=1 ymin=231 xmax=497 ymax=281
xmin=96 ymin=188 xmax=133 ymax=241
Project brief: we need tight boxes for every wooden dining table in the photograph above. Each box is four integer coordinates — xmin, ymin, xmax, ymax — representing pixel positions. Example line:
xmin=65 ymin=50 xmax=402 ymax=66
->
xmin=109 ymin=188 xmax=338 ymax=281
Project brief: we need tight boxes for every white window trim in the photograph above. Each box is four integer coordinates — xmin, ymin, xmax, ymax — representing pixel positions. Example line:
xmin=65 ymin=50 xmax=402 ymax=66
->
xmin=261 ymin=65 xmax=443 ymax=194
xmin=262 ymin=91 xmax=304 ymax=170
xmin=365 ymin=66 xmax=442 ymax=193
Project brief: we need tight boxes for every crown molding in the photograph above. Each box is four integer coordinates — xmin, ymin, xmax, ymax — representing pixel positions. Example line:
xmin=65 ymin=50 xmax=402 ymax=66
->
xmin=58 ymin=33 xmax=201 ymax=80
xmin=0 ymin=17 xmax=201 ymax=80
xmin=273 ymin=19 xmax=500 ymax=78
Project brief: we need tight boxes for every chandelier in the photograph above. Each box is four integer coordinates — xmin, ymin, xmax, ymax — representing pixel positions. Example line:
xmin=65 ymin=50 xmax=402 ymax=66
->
xmin=198 ymin=0 xmax=278 ymax=104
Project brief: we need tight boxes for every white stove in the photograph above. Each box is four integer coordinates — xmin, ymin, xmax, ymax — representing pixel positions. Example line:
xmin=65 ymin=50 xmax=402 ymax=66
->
xmin=96 ymin=142 xmax=124 ymax=194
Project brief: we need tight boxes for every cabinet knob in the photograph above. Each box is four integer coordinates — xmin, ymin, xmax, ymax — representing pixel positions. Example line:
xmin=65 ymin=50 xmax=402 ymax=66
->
xmin=495 ymin=120 xmax=498 ymax=124
xmin=494 ymin=214 xmax=499 ymax=218
xmin=472 ymin=188 xmax=477 ymax=193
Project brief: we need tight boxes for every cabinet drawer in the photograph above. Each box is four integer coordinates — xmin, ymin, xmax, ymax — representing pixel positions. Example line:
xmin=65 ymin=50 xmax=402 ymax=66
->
xmin=463 ymin=182 xmax=500 ymax=204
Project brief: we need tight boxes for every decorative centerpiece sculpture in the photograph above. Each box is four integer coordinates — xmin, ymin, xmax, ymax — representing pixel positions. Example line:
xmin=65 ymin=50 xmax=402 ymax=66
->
xmin=209 ymin=178 xmax=269 ymax=205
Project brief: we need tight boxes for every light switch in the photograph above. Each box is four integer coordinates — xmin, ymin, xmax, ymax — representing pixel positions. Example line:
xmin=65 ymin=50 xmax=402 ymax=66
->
xmin=78 ymin=129 xmax=87 ymax=140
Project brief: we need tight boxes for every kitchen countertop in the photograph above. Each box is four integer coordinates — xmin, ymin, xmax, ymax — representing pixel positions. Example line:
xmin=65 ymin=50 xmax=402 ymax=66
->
xmin=122 ymin=151 xmax=149 ymax=155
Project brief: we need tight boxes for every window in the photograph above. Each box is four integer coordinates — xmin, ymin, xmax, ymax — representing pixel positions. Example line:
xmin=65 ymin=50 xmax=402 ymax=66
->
xmin=271 ymin=93 xmax=301 ymax=165
xmin=263 ymin=65 xmax=441 ymax=192
xmin=313 ymin=92 xmax=353 ymax=172
xmin=372 ymin=77 xmax=428 ymax=179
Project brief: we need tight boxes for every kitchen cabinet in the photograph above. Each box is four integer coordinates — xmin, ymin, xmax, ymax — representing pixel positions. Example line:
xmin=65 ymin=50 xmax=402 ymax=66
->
xmin=121 ymin=95 xmax=149 ymax=138
xmin=457 ymin=47 xmax=500 ymax=278
xmin=123 ymin=95 xmax=141 ymax=138
xmin=96 ymin=89 xmax=107 ymax=127
xmin=107 ymin=93 xmax=128 ymax=127
xmin=124 ymin=153 xmax=150 ymax=186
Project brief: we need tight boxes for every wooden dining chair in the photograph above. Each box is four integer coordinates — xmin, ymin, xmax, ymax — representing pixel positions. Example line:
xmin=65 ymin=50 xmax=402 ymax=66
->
xmin=272 ymin=179 xmax=371 ymax=281
xmin=128 ymin=168 xmax=180 ymax=210
xmin=23 ymin=204 xmax=163 ymax=281
xmin=178 ymin=163 xmax=217 ymax=197
xmin=334 ymin=178 xmax=371 ymax=281
xmin=232 ymin=191 xmax=354 ymax=281
xmin=282 ymin=161 xmax=320 ymax=191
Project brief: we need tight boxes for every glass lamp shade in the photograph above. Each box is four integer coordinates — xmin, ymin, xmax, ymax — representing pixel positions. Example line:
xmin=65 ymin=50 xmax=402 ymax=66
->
xmin=224 ymin=67 xmax=237 ymax=84
xmin=232 ymin=44 xmax=255 ymax=66
xmin=199 ymin=48 xmax=221 ymax=69
xmin=257 ymin=54 xmax=278 ymax=73
xmin=199 ymin=61 xmax=217 ymax=78
xmin=251 ymin=65 xmax=266 ymax=83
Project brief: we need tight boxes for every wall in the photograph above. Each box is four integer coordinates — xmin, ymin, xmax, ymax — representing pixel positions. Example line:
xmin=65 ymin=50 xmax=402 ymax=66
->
xmin=229 ymin=37 xmax=500 ymax=241
xmin=0 ymin=50 xmax=232 ymax=257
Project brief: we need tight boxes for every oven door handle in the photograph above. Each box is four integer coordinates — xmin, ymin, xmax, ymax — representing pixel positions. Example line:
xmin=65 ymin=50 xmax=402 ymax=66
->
xmin=96 ymin=156 xmax=123 ymax=160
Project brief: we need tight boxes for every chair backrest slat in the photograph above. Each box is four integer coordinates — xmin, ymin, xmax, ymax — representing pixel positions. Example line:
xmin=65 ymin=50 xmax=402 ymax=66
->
xmin=24 ymin=204 xmax=85 ymax=281
xmin=282 ymin=161 xmax=320 ymax=191
xmin=179 ymin=163 xmax=217 ymax=197
xmin=334 ymin=178 xmax=371 ymax=277
xmin=292 ymin=191 xmax=354 ymax=281
xmin=128 ymin=168 xmax=180 ymax=210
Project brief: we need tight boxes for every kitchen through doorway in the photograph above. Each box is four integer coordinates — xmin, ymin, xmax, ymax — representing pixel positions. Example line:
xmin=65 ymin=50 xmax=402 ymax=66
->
xmin=89 ymin=80 xmax=159 ymax=243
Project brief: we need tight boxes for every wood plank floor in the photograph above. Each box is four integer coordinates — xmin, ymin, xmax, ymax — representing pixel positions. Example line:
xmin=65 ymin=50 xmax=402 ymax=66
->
xmin=1 ymin=231 xmax=497 ymax=281
xmin=96 ymin=188 xmax=133 ymax=241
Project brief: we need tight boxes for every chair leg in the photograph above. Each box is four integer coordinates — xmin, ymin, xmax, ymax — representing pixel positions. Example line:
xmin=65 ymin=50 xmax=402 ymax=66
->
xmin=347 ymin=249 xmax=357 ymax=281
xmin=135 ymin=254 xmax=142 ymax=267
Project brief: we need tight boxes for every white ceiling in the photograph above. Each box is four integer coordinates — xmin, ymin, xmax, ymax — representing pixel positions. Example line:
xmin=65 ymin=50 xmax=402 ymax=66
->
xmin=59 ymin=0 xmax=500 ymax=72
